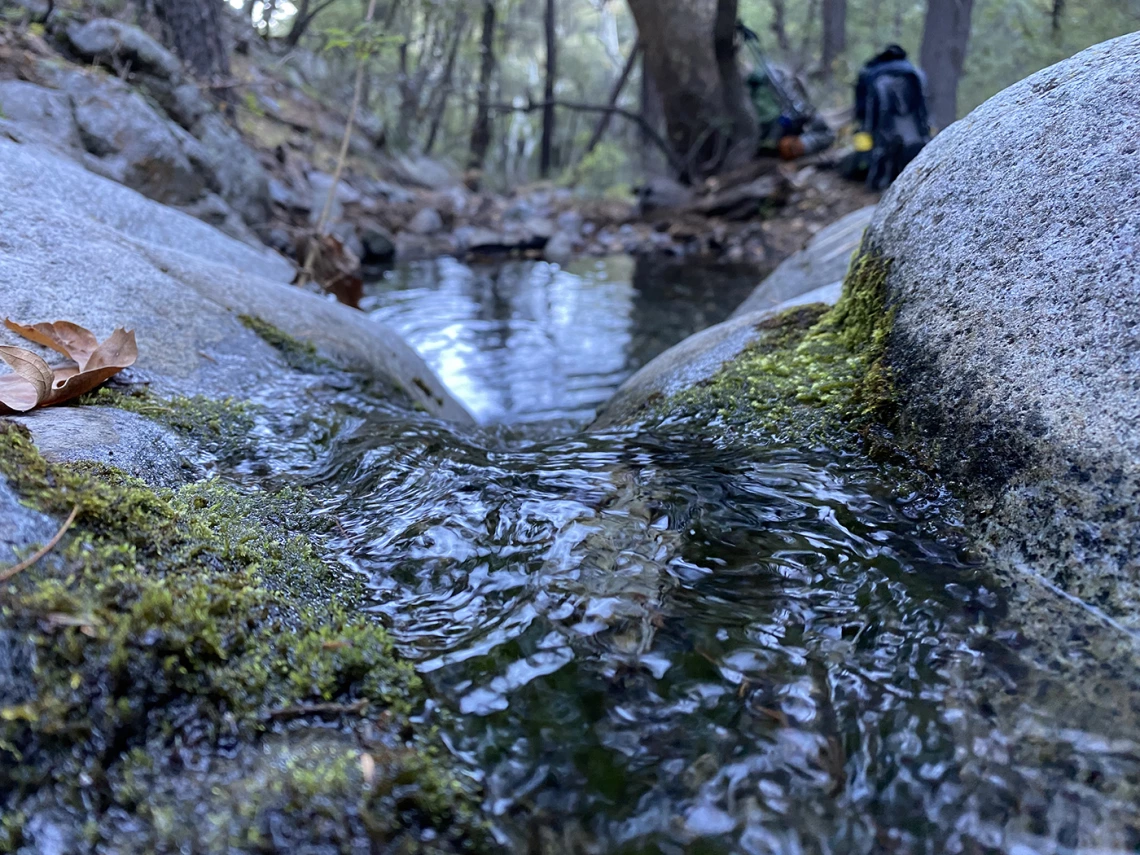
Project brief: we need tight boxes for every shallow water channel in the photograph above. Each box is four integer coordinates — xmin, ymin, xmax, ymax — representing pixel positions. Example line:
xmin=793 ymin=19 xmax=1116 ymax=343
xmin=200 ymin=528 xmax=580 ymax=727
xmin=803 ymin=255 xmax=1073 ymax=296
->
xmin=255 ymin=257 xmax=1140 ymax=853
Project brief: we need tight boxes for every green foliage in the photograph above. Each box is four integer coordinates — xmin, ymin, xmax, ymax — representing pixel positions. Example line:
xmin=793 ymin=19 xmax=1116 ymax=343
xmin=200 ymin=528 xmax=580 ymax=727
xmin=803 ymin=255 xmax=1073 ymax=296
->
xmin=242 ymin=90 xmax=266 ymax=117
xmin=237 ymin=313 xmax=333 ymax=373
xmin=563 ymin=141 xmax=633 ymax=198
xmin=320 ymin=21 xmax=399 ymax=59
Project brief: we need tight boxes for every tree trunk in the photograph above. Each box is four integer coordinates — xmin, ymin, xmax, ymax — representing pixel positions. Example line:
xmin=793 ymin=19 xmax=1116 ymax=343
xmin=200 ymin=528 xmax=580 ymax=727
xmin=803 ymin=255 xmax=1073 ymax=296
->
xmin=712 ymin=0 xmax=756 ymax=168
xmin=540 ymin=0 xmax=557 ymax=178
xmin=424 ymin=13 xmax=468 ymax=154
xmin=284 ymin=0 xmax=342 ymax=48
xmin=769 ymin=0 xmax=791 ymax=53
xmin=919 ymin=0 xmax=975 ymax=130
xmin=153 ymin=0 xmax=230 ymax=80
xmin=627 ymin=0 xmax=754 ymax=181
xmin=640 ymin=49 xmax=665 ymax=175
xmin=820 ymin=0 xmax=846 ymax=78
xmin=1051 ymin=0 xmax=1064 ymax=34
xmin=395 ymin=17 xmax=441 ymax=148
xmin=583 ymin=42 xmax=641 ymax=157
xmin=467 ymin=0 xmax=497 ymax=174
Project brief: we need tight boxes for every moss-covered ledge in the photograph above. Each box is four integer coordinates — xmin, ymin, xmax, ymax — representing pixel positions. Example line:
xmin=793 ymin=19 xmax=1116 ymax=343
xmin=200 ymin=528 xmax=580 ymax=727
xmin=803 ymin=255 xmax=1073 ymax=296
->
xmin=663 ymin=248 xmax=901 ymax=454
xmin=0 ymin=423 xmax=490 ymax=853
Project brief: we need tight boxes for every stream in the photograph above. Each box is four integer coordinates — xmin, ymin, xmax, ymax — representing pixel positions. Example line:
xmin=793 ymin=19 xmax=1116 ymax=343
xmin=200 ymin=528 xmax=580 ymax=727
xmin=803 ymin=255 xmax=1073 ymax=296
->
xmin=251 ymin=257 xmax=1140 ymax=853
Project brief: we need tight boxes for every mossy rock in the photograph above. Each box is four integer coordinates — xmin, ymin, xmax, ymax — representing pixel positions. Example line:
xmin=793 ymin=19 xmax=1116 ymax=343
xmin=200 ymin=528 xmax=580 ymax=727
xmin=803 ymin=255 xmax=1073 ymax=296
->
xmin=0 ymin=423 xmax=490 ymax=853
xmin=595 ymin=244 xmax=901 ymax=457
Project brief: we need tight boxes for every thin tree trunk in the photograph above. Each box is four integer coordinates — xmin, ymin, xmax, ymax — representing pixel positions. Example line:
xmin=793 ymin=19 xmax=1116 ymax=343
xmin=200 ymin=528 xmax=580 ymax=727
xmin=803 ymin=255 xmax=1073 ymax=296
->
xmin=713 ymin=0 xmax=757 ymax=170
xmin=467 ymin=0 xmax=497 ymax=175
xmin=396 ymin=17 xmax=441 ymax=148
xmin=284 ymin=0 xmax=341 ymax=47
xmin=540 ymin=0 xmax=557 ymax=177
xmin=640 ymin=50 xmax=664 ymax=174
xmin=1051 ymin=0 xmax=1064 ymax=34
xmin=382 ymin=0 xmax=402 ymax=28
xmin=487 ymin=98 xmax=684 ymax=176
xmin=154 ymin=0 xmax=230 ymax=80
xmin=770 ymin=0 xmax=791 ymax=53
xmin=798 ymin=0 xmax=820 ymax=75
xmin=820 ymin=0 xmax=846 ymax=78
xmin=425 ymin=13 xmax=468 ymax=154
xmin=919 ymin=0 xmax=975 ymax=130
xmin=583 ymin=42 xmax=641 ymax=157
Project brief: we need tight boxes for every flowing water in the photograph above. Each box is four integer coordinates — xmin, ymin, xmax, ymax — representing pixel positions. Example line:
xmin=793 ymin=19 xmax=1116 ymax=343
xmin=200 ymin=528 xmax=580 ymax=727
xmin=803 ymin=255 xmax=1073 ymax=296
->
xmin=252 ymin=257 xmax=1140 ymax=853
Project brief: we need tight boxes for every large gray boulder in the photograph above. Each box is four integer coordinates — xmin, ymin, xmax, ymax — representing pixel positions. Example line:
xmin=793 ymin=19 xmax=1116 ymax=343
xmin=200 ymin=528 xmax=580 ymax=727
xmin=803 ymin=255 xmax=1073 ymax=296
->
xmin=64 ymin=18 xmax=182 ymax=80
xmin=866 ymin=34 xmax=1140 ymax=628
xmin=733 ymin=206 xmax=874 ymax=318
xmin=0 ymin=80 xmax=84 ymax=151
xmin=0 ymin=138 xmax=470 ymax=423
xmin=11 ymin=407 xmax=203 ymax=488
xmin=60 ymin=68 xmax=210 ymax=206
xmin=4 ymin=28 xmax=273 ymax=238
xmin=191 ymin=111 xmax=272 ymax=228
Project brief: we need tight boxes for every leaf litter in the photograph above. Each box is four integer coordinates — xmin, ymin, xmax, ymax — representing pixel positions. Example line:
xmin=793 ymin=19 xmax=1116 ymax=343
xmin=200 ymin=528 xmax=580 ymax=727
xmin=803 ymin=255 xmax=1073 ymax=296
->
xmin=0 ymin=319 xmax=138 ymax=415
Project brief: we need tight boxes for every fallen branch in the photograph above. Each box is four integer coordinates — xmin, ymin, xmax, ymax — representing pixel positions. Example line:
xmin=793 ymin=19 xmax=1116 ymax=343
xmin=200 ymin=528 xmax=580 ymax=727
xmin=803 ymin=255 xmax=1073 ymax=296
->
xmin=0 ymin=505 xmax=79 ymax=583
xmin=582 ymin=43 xmax=642 ymax=157
xmin=485 ymin=98 xmax=686 ymax=178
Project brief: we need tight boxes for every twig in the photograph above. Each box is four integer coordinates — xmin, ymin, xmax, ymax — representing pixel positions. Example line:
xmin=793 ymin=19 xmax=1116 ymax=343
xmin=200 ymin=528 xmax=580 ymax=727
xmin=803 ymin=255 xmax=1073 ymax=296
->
xmin=0 ymin=505 xmax=79 ymax=583
xmin=298 ymin=0 xmax=380 ymax=288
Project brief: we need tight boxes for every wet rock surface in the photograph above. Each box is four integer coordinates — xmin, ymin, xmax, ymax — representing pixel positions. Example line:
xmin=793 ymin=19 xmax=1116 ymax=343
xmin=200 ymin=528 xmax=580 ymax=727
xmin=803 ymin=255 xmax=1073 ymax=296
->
xmin=0 ymin=137 xmax=468 ymax=421
xmin=868 ymin=33 xmax=1140 ymax=630
xmin=734 ymin=205 xmax=874 ymax=317
xmin=10 ymin=407 xmax=203 ymax=488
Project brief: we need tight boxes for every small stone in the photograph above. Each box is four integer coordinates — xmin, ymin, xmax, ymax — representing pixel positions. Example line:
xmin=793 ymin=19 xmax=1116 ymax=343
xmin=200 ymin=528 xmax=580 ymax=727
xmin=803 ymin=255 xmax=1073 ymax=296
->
xmin=406 ymin=207 xmax=444 ymax=236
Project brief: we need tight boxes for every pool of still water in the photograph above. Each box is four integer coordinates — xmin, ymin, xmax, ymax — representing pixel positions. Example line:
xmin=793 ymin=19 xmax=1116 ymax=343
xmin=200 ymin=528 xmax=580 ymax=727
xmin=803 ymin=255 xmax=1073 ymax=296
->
xmin=252 ymin=256 xmax=1140 ymax=853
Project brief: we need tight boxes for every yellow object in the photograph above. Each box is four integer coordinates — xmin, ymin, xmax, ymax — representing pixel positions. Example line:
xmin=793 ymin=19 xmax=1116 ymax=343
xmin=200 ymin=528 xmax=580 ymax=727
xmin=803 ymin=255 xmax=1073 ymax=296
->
xmin=853 ymin=132 xmax=874 ymax=152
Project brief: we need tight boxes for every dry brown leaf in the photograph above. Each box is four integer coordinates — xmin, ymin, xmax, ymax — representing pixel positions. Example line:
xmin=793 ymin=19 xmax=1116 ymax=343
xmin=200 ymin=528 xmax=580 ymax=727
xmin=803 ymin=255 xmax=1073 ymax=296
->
xmin=0 ymin=346 xmax=54 ymax=412
xmin=0 ymin=320 xmax=138 ymax=415
xmin=298 ymin=234 xmax=363 ymax=309
xmin=4 ymin=319 xmax=100 ymax=371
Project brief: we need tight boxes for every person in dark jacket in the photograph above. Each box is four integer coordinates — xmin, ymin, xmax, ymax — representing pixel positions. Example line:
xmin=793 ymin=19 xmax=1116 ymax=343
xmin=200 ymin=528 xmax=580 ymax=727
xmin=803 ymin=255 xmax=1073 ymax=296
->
xmin=853 ymin=45 xmax=930 ymax=190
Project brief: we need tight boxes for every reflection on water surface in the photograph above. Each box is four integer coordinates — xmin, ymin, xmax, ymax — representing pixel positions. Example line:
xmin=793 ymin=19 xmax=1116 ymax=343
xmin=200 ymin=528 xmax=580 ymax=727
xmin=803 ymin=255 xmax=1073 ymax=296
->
xmin=362 ymin=256 xmax=759 ymax=423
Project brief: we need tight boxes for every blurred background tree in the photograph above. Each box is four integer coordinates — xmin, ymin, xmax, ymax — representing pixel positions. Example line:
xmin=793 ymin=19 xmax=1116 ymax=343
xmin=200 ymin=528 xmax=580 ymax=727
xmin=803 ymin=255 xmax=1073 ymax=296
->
xmin=219 ymin=0 xmax=1137 ymax=188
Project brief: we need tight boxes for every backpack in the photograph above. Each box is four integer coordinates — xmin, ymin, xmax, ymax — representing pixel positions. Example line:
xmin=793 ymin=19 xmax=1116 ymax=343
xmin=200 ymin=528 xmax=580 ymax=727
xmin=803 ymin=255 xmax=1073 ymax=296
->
xmin=866 ymin=67 xmax=930 ymax=190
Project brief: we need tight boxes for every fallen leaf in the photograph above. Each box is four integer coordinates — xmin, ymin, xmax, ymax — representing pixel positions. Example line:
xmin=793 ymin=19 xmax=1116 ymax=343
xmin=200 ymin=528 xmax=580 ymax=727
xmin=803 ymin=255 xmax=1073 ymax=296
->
xmin=0 ymin=320 xmax=138 ymax=415
xmin=4 ymin=319 xmax=100 ymax=370
xmin=0 ymin=346 xmax=54 ymax=412
xmin=298 ymin=233 xmax=363 ymax=309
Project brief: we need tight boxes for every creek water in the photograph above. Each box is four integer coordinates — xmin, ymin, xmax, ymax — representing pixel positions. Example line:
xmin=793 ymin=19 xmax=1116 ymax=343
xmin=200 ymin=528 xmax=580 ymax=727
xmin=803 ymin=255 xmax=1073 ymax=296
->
xmin=252 ymin=257 xmax=1140 ymax=853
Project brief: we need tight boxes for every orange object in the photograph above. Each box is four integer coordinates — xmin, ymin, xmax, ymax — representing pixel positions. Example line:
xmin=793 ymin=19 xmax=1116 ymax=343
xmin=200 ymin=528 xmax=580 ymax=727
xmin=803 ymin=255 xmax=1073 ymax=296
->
xmin=778 ymin=135 xmax=806 ymax=160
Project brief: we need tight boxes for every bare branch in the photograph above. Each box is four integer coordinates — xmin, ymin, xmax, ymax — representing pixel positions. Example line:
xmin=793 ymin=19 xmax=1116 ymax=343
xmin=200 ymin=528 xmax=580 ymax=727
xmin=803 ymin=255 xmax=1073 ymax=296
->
xmin=486 ymin=98 xmax=686 ymax=177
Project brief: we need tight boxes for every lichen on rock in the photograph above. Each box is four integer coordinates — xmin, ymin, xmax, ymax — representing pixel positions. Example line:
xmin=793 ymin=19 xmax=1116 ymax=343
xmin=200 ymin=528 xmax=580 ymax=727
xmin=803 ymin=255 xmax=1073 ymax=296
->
xmin=0 ymin=422 xmax=489 ymax=853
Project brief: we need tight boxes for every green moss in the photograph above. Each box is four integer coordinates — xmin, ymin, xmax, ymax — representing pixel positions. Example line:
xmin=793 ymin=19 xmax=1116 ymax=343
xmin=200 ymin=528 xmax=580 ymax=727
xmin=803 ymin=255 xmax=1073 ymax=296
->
xmin=666 ymin=249 xmax=897 ymax=447
xmin=82 ymin=387 xmax=256 ymax=460
xmin=238 ymin=313 xmax=332 ymax=373
xmin=0 ymin=423 xmax=489 ymax=852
